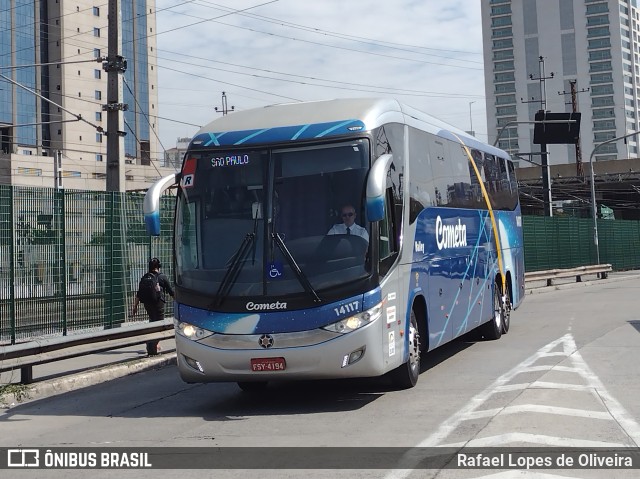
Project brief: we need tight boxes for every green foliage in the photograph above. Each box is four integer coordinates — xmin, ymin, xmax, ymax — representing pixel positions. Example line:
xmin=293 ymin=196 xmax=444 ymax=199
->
xmin=0 ymin=383 xmax=32 ymax=406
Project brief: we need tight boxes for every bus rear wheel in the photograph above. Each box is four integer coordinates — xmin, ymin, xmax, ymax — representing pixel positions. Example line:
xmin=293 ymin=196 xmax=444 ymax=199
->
xmin=237 ymin=381 xmax=268 ymax=392
xmin=389 ymin=309 xmax=421 ymax=389
xmin=481 ymin=283 xmax=503 ymax=340
xmin=501 ymin=283 xmax=511 ymax=335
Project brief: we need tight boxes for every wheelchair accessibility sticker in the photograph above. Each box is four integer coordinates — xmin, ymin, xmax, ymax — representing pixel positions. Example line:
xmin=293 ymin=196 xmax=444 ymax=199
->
xmin=267 ymin=261 xmax=284 ymax=280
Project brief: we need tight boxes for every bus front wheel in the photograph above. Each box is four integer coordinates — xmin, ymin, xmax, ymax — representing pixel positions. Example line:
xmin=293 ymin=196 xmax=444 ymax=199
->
xmin=389 ymin=309 xmax=421 ymax=389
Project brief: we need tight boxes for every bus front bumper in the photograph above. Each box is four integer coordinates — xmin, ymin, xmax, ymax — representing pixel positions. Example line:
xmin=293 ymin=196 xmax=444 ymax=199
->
xmin=174 ymin=322 xmax=390 ymax=383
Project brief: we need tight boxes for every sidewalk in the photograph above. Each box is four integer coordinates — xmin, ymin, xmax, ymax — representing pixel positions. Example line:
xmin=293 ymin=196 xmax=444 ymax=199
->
xmin=525 ymin=269 xmax=640 ymax=294
xmin=0 ymin=338 xmax=177 ymax=407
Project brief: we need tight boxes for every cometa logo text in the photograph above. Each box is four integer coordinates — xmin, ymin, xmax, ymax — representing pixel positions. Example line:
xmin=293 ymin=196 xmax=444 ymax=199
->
xmin=246 ymin=301 xmax=288 ymax=311
xmin=435 ymin=216 xmax=467 ymax=250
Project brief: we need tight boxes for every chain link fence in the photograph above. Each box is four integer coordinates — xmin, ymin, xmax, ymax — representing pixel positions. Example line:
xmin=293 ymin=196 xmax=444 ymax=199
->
xmin=0 ymin=185 xmax=174 ymax=345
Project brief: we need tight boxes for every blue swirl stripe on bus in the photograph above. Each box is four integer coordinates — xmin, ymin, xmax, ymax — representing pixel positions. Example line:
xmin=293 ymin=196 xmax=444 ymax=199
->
xmin=176 ymin=287 xmax=383 ymax=335
xmin=496 ymin=208 xmax=525 ymax=307
xmin=412 ymin=207 xmax=523 ymax=341
xmin=190 ymin=120 xmax=366 ymax=147
xmin=451 ymin=211 xmax=493 ymax=338
xmin=410 ymin=207 xmax=511 ymax=347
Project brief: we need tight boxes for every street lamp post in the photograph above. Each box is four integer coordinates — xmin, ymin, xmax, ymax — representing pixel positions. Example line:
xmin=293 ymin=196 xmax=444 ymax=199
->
xmin=469 ymin=101 xmax=476 ymax=135
xmin=588 ymin=130 xmax=640 ymax=266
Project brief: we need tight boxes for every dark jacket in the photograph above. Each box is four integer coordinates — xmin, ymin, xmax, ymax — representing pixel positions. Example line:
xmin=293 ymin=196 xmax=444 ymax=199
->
xmin=136 ymin=271 xmax=175 ymax=304
xmin=156 ymin=272 xmax=175 ymax=302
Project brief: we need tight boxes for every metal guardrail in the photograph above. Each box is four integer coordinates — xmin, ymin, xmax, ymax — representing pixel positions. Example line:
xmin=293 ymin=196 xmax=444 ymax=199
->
xmin=0 ymin=318 xmax=175 ymax=384
xmin=525 ymin=264 xmax=612 ymax=287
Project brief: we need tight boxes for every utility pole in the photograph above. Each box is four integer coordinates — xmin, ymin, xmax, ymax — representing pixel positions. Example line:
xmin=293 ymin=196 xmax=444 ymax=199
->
xmin=559 ymin=80 xmax=589 ymax=178
xmin=214 ymin=91 xmax=234 ymax=115
xmin=523 ymin=56 xmax=555 ymax=217
xmin=104 ymin=0 xmax=127 ymax=192
xmin=54 ymin=150 xmax=63 ymax=190
xmin=54 ymin=150 xmax=66 ymax=327
xmin=103 ymin=0 xmax=128 ymax=329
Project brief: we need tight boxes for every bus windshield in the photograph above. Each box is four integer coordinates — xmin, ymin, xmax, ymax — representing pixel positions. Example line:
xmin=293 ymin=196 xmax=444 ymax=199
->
xmin=175 ymin=139 xmax=372 ymax=303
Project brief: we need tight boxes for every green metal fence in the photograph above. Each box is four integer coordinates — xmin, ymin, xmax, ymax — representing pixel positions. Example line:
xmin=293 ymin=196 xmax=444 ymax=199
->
xmin=3 ymin=183 xmax=640 ymax=345
xmin=0 ymin=184 xmax=174 ymax=345
xmin=523 ymin=215 xmax=640 ymax=271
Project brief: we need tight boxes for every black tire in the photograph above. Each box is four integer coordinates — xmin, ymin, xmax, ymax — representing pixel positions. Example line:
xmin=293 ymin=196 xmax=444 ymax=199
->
xmin=480 ymin=283 xmax=503 ymax=340
xmin=237 ymin=381 xmax=268 ymax=392
xmin=501 ymin=282 xmax=511 ymax=335
xmin=389 ymin=309 xmax=421 ymax=389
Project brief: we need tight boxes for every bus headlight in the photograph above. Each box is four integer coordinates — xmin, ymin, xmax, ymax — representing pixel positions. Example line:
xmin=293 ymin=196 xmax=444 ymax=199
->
xmin=321 ymin=302 xmax=383 ymax=334
xmin=174 ymin=320 xmax=213 ymax=340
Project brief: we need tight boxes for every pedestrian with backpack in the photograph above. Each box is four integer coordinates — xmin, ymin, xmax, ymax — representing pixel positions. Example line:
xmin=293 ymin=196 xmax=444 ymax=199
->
xmin=131 ymin=257 xmax=175 ymax=356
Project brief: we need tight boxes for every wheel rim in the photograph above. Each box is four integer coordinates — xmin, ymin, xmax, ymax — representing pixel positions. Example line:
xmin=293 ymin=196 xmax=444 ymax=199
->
xmin=503 ymin=288 xmax=511 ymax=331
xmin=494 ymin=287 xmax=502 ymax=330
xmin=408 ymin=316 xmax=420 ymax=371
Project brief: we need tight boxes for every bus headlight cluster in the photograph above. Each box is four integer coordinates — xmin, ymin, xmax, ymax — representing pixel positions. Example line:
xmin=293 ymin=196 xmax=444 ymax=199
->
xmin=321 ymin=302 xmax=383 ymax=334
xmin=174 ymin=320 xmax=213 ymax=340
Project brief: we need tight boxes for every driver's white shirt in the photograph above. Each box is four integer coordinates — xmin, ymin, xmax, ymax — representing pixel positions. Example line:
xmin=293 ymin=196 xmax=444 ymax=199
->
xmin=327 ymin=223 xmax=369 ymax=242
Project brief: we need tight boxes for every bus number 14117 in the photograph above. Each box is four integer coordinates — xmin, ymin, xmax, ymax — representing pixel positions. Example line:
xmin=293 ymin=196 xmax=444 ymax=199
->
xmin=334 ymin=301 xmax=359 ymax=317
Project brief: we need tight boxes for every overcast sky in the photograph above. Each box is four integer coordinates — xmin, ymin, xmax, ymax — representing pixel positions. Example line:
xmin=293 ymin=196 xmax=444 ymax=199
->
xmin=154 ymin=0 xmax=486 ymax=151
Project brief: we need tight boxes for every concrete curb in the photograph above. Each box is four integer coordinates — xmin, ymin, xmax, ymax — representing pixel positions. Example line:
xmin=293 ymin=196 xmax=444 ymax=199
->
xmin=525 ymin=273 xmax=640 ymax=295
xmin=1 ymin=352 xmax=177 ymax=408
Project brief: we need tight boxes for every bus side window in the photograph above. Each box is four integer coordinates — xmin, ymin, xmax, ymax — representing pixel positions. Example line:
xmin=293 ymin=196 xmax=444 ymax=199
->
xmin=379 ymin=187 xmax=399 ymax=277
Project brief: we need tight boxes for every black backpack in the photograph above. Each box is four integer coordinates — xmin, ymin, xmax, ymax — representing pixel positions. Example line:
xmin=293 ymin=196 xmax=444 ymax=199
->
xmin=138 ymin=272 xmax=161 ymax=304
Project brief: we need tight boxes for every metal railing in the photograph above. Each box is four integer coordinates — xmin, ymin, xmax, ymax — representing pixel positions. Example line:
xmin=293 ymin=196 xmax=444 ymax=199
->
xmin=0 ymin=319 xmax=174 ymax=384
xmin=525 ymin=264 xmax=612 ymax=287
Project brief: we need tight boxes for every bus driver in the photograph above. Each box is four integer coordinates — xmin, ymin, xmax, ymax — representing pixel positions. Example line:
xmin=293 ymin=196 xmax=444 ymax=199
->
xmin=327 ymin=204 xmax=369 ymax=242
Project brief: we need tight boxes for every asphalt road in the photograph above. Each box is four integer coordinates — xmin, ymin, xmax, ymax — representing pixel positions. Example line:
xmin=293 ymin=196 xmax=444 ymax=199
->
xmin=1 ymin=276 xmax=640 ymax=479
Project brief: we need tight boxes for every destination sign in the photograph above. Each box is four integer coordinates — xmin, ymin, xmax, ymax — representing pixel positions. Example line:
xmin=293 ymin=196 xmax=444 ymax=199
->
xmin=210 ymin=153 xmax=252 ymax=168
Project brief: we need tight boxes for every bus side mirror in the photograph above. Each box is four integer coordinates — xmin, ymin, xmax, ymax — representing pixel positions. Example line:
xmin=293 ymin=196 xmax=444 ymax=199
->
xmin=366 ymin=154 xmax=393 ymax=222
xmin=144 ymin=173 xmax=179 ymax=235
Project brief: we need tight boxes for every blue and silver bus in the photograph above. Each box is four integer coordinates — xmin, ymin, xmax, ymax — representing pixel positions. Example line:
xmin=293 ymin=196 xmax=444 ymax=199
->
xmin=145 ymin=98 xmax=525 ymax=390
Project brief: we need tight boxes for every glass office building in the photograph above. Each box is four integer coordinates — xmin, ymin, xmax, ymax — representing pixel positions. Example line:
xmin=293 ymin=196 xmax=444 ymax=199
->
xmin=0 ymin=0 xmax=160 ymax=187
xmin=482 ymin=0 xmax=640 ymax=169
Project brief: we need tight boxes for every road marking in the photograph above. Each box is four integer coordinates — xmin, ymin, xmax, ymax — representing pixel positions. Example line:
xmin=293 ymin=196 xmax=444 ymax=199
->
xmin=384 ymin=333 xmax=640 ymax=479
xmin=465 ymin=473 xmax=587 ymax=479
xmin=465 ymin=405 xmax=612 ymax=420
xmin=440 ymin=432 xmax=627 ymax=448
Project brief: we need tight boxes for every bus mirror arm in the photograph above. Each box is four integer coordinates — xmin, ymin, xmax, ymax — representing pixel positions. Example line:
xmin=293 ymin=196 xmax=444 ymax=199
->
xmin=366 ymin=154 xmax=393 ymax=222
xmin=144 ymin=173 xmax=180 ymax=235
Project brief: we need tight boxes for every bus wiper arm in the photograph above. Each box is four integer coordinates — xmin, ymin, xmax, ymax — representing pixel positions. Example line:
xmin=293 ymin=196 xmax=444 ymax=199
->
xmin=272 ymin=232 xmax=321 ymax=303
xmin=213 ymin=232 xmax=255 ymax=307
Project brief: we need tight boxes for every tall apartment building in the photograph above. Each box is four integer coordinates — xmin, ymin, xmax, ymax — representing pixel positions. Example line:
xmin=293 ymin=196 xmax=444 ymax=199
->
xmin=0 ymin=0 xmax=173 ymax=189
xmin=482 ymin=0 xmax=640 ymax=172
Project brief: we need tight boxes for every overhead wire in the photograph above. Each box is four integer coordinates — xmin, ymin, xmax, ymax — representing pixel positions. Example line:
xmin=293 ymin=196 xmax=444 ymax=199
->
xmin=191 ymin=0 xmax=483 ymax=57
xmin=3 ymin=0 xmax=487 ymax=162
xmin=123 ymin=76 xmax=172 ymax=176
xmin=156 ymin=50 xmax=485 ymax=99
xmin=159 ymin=0 xmax=483 ymax=69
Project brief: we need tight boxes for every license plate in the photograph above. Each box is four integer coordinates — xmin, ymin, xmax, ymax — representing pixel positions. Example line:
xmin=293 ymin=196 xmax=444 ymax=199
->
xmin=251 ymin=357 xmax=286 ymax=372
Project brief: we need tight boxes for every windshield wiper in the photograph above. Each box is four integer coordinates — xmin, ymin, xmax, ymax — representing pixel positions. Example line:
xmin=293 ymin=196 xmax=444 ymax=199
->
xmin=213 ymin=232 xmax=255 ymax=308
xmin=213 ymin=207 xmax=261 ymax=308
xmin=272 ymin=232 xmax=321 ymax=303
